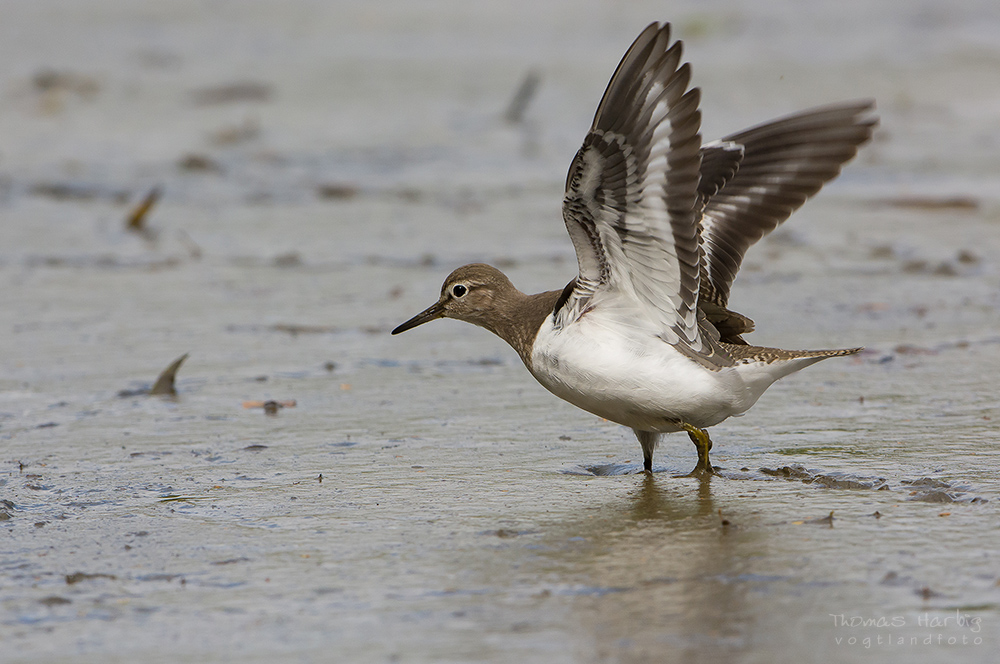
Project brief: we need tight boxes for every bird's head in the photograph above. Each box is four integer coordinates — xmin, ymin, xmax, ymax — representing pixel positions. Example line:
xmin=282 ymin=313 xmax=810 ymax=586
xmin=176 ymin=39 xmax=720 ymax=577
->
xmin=391 ymin=263 xmax=515 ymax=334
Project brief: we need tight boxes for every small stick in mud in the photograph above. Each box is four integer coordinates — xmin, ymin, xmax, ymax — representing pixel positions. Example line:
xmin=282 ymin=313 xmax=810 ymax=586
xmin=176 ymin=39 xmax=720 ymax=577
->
xmin=125 ymin=186 xmax=162 ymax=233
xmin=503 ymin=70 xmax=540 ymax=124
xmin=149 ymin=353 xmax=189 ymax=396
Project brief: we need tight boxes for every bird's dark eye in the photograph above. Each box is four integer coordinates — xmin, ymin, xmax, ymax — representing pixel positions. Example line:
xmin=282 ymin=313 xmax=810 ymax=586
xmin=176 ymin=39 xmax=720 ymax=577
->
xmin=452 ymin=284 xmax=468 ymax=297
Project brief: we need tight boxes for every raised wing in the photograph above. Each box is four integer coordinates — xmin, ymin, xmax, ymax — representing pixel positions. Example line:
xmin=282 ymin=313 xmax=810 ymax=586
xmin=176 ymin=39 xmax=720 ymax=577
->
xmin=698 ymin=100 xmax=878 ymax=309
xmin=698 ymin=140 xmax=743 ymax=202
xmin=559 ymin=23 xmax=721 ymax=362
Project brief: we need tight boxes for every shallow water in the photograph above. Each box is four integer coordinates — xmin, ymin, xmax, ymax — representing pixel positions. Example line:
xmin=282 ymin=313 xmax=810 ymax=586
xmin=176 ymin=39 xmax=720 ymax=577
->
xmin=2 ymin=1 xmax=1000 ymax=662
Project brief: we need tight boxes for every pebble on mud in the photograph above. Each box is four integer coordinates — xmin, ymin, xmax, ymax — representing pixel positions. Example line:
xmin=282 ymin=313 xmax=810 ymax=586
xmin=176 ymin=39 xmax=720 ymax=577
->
xmin=878 ymin=195 xmax=979 ymax=211
xmin=178 ymin=154 xmax=223 ymax=173
xmin=65 ymin=572 xmax=117 ymax=584
xmin=317 ymin=183 xmax=360 ymax=200
xmin=39 ymin=596 xmax=72 ymax=606
xmin=190 ymin=81 xmax=272 ymax=105
xmin=242 ymin=400 xmax=296 ymax=415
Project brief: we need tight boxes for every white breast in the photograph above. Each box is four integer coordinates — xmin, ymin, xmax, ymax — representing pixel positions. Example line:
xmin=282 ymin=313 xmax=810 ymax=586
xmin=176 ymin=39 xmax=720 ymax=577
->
xmin=528 ymin=310 xmax=758 ymax=432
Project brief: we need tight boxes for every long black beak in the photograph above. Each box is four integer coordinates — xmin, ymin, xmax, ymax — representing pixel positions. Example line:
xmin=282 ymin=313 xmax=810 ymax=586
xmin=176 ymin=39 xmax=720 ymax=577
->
xmin=391 ymin=301 xmax=446 ymax=335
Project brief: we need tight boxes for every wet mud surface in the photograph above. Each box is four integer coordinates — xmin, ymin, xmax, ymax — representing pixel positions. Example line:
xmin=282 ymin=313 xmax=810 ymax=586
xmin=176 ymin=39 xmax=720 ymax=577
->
xmin=2 ymin=1 xmax=1000 ymax=662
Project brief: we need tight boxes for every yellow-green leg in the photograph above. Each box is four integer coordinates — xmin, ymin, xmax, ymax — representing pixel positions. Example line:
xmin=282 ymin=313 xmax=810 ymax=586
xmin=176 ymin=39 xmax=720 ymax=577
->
xmin=681 ymin=423 xmax=717 ymax=476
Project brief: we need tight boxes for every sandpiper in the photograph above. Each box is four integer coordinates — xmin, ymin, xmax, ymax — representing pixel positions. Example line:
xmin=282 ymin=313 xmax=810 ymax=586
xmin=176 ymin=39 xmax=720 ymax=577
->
xmin=393 ymin=22 xmax=876 ymax=475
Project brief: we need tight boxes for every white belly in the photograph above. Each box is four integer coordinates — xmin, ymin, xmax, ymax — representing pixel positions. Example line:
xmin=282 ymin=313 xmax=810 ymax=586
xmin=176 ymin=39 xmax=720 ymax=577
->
xmin=528 ymin=314 xmax=757 ymax=432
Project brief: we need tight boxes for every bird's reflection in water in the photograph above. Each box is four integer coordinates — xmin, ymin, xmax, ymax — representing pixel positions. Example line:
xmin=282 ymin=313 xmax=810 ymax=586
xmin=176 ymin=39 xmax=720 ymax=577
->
xmin=540 ymin=473 xmax=762 ymax=661
xmin=628 ymin=473 xmax=717 ymax=523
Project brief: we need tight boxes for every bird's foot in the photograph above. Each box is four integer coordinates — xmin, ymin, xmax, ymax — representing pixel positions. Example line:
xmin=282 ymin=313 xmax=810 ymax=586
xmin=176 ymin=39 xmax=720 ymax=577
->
xmin=680 ymin=462 xmax=721 ymax=479
xmin=683 ymin=423 xmax=719 ymax=478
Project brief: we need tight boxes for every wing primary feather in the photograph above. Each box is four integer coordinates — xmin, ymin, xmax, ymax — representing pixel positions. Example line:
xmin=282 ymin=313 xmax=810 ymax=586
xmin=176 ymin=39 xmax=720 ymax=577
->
xmin=698 ymin=100 xmax=877 ymax=309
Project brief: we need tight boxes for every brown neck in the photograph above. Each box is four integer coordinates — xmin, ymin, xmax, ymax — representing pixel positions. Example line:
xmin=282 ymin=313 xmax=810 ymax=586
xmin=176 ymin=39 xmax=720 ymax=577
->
xmin=479 ymin=288 xmax=564 ymax=367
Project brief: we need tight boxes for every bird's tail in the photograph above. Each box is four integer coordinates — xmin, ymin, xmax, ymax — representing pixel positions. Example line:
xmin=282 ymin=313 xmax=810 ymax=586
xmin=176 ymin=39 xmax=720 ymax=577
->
xmin=725 ymin=343 xmax=862 ymax=382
